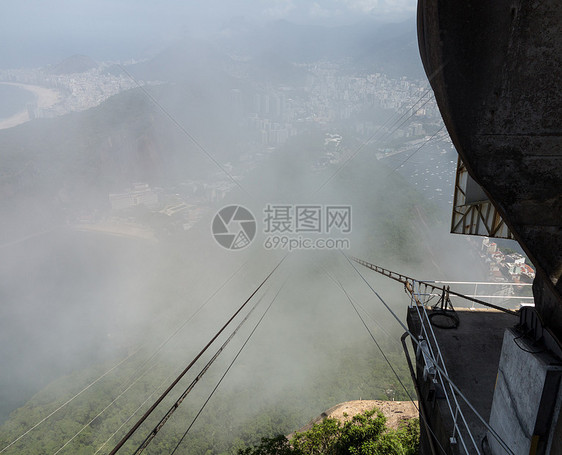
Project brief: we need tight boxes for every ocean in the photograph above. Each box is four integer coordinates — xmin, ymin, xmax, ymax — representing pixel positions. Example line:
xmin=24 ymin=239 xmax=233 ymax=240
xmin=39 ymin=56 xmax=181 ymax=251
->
xmin=0 ymin=84 xmax=36 ymax=120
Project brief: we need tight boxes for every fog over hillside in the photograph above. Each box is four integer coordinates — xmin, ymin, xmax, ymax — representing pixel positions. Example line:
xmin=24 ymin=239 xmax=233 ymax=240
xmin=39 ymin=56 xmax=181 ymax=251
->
xmin=0 ymin=2 xmax=504 ymax=454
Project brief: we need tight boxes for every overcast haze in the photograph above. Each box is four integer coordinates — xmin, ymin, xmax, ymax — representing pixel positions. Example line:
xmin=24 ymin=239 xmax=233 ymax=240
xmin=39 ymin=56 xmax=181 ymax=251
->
xmin=1 ymin=0 xmax=417 ymax=67
xmin=0 ymin=0 xmax=523 ymax=453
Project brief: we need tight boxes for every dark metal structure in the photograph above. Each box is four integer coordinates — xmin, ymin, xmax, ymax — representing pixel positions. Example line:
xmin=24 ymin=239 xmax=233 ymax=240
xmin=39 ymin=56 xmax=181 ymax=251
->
xmin=417 ymin=0 xmax=562 ymax=337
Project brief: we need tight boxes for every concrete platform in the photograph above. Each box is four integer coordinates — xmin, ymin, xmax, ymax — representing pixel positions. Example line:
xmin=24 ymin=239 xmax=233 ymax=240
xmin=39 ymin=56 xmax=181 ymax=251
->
xmin=407 ymin=307 xmax=517 ymax=453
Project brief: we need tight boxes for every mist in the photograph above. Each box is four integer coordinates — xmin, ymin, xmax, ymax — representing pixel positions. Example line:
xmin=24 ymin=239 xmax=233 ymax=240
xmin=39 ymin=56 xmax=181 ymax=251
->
xmin=0 ymin=1 xmax=519 ymax=454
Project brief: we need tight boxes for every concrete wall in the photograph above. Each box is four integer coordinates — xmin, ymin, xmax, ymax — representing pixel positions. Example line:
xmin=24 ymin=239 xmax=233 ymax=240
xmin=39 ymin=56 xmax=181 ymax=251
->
xmin=488 ymin=328 xmax=562 ymax=454
xmin=417 ymin=0 xmax=562 ymax=338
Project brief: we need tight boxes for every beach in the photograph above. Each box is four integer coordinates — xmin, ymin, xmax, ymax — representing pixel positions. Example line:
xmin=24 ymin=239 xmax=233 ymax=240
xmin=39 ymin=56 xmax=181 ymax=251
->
xmin=0 ymin=82 xmax=60 ymax=130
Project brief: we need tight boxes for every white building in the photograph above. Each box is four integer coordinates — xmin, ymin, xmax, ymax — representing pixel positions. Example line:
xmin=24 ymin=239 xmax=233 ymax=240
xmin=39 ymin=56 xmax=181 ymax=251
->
xmin=109 ymin=183 xmax=158 ymax=211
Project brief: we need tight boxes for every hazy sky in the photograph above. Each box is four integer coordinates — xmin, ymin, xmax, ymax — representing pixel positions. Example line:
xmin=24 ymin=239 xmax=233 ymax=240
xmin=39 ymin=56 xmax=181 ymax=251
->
xmin=0 ymin=0 xmax=417 ymax=68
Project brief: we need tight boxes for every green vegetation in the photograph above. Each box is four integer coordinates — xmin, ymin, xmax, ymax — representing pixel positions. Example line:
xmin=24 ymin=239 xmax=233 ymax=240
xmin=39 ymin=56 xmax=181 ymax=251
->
xmin=239 ymin=408 xmax=419 ymax=455
xmin=0 ymin=337 xmax=416 ymax=454
xmin=0 ymin=87 xmax=436 ymax=455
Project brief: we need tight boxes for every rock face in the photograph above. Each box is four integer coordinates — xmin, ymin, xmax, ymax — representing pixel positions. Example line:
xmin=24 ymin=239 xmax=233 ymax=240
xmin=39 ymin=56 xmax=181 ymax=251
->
xmin=291 ymin=400 xmax=419 ymax=436
xmin=417 ymin=0 xmax=562 ymax=336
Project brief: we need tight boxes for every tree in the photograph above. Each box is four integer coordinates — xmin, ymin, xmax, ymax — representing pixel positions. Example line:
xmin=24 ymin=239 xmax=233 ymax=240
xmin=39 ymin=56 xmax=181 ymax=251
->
xmin=238 ymin=408 xmax=419 ymax=455
xmin=239 ymin=435 xmax=297 ymax=455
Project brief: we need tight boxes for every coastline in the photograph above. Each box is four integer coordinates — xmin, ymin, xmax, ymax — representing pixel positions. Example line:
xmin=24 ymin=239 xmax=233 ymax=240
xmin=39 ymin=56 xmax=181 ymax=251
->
xmin=72 ymin=221 xmax=158 ymax=241
xmin=0 ymin=82 xmax=60 ymax=130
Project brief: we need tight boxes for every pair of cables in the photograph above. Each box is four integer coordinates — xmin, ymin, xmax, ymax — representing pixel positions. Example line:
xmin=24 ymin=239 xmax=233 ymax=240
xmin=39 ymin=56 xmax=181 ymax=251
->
xmin=109 ymin=254 xmax=288 ymax=454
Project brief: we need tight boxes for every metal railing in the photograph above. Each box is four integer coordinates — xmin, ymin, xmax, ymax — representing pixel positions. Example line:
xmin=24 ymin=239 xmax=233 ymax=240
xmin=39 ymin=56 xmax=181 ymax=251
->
xmin=409 ymin=281 xmax=480 ymax=454
xmin=348 ymin=256 xmax=516 ymax=455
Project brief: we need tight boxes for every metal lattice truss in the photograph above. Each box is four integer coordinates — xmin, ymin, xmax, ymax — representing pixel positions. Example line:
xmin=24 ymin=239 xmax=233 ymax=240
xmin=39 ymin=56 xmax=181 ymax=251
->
xmin=451 ymin=158 xmax=513 ymax=239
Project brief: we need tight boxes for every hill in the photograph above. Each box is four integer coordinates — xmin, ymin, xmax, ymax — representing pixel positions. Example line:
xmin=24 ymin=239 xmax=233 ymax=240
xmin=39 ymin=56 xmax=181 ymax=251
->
xmin=218 ymin=18 xmax=424 ymax=79
xmin=50 ymin=54 xmax=98 ymax=75
xmin=292 ymin=400 xmax=418 ymax=435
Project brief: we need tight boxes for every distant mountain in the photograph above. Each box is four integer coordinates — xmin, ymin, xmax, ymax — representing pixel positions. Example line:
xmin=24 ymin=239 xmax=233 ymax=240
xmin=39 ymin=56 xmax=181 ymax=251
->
xmin=117 ymin=38 xmax=309 ymax=88
xmin=114 ymin=18 xmax=421 ymax=90
xmin=0 ymin=19 xmax=425 ymax=220
xmin=0 ymin=79 xmax=247 ymax=209
xmin=217 ymin=18 xmax=424 ymax=78
xmin=121 ymin=40 xmax=229 ymax=83
xmin=50 ymin=54 xmax=98 ymax=75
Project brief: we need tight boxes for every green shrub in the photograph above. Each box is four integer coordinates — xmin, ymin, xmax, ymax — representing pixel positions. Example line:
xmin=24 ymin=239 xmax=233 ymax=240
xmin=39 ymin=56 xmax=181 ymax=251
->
xmin=239 ymin=408 xmax=419 ymax=455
